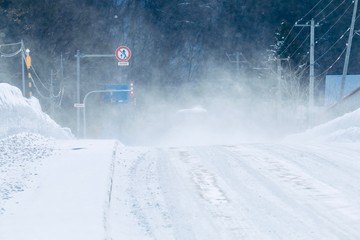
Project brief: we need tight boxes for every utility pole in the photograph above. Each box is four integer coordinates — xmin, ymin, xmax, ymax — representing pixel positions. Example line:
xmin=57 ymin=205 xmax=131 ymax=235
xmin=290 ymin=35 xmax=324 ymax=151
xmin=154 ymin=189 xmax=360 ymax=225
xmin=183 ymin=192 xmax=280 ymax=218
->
xmin=295 ymin=18 xmax=319 ymax=110
xmin=75 ymin=51 xmax=116 ymax=138
xmin=276 ymin=58 xmax=288 ymax=106
xmin=226 ymin=52 xmax=248 ymax=78
xmin=275 ymin=57 xmax=290 ymax=121
xmin=21 ymin=40 xmax=25 ymax=96
xmin=50 ymin=69 xmax=55 ymax=117
xmin=235 ymin=52 xmax=240 ymax=77
xmin=76 ymin=50 xmax=81 ymax=138
xmin=340 ymin=0 xmax=359 ymax=99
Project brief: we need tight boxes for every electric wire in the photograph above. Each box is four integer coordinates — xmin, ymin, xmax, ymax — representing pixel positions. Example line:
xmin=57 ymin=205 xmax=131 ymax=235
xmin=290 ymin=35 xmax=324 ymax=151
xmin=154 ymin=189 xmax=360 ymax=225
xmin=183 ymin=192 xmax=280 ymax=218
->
xmin=279 ymin=27 xmax=306 ymax=57
xmin=57 ymin=88 xmax=65 ymax=107
xmin=315 ymin=27 xmax=350 ymax=62
xmin=277 ymin=23 xmax=296 ymax=50
xmin=316 ymin=46 xmax=347 ymax=77
xmin=0 ymin=42 xmax=22 ymax=47
xmin=0 ymin=48 xmax=22 ymax=58
xmin=313 ymin=0 xmax=336 ymax=20
xmin=280 ymin=0 xmax=344 ymax=59
xmin=29 ymin=65 xmax=51 ymax=92
xmin=30 ymin=76 xmax=52 ymax=99
xmin=318 ymin=0 xmax=348 ymax=24
xmin=290 ymin=34 xmax=310 ymax=59
xmin=1 ymin=41 xmax=62 ymax=105
xmin=315 ymin=12 xmax=360 ymax=68
xmin=317 ymin=2 xmax=353 ymax=42
xmin=297 ymin=0 xmax=326 ymax=23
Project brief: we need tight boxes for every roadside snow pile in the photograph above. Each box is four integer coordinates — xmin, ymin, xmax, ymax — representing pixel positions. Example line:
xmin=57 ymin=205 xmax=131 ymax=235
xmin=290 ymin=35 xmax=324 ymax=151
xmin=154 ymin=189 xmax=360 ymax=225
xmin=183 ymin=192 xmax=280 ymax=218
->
xmin=0 ymin=83 xmax=72 ymax=139
xmin=286 ymin=107 xmax=360 ymax=142
xmin=0 ymin=132 xmax=54 ymax=215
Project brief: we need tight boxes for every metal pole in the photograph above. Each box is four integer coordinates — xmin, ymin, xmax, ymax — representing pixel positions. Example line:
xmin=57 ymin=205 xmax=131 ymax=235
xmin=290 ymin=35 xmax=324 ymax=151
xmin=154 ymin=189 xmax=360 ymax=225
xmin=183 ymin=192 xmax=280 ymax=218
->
xmin=309 ymin=18 xmax=315 ymax=109
xmin=277 ymin=58 xmax=282 ymax=120
xmin=50 ymin=69 xmax=54 ymax=116
xmin=74 ymin=52 xmax=118 ymax=138
xmin=340 ymin=0 xmax=358 ymax=99
xmin=21 ymin=40 xmax=25 ymax=96
xmin=76 ymin=50 xmax=81 ymax=138
xmin=236 ymin=52 xmax=240 ymax=78
xmin=82 ymin=89 xmax=130 ymax=138
xmin=295 ymin=19 xmax=319 ymax=121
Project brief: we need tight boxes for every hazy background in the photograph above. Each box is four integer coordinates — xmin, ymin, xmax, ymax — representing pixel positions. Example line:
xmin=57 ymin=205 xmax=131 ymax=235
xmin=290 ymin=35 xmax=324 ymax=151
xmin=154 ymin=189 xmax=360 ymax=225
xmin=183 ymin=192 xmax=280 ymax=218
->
xmin=1 ymin=0 xmax=359 ymax=145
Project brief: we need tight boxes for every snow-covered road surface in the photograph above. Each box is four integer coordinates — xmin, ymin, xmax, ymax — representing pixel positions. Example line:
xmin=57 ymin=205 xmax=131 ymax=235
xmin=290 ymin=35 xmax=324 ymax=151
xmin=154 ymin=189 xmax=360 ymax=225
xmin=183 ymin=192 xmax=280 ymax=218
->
xmin=1 ymin=138 xmax=360 ymax=240
xmin=109 ymin=142 xmax=360 ymax=240
xmin=0 ymin=138 xmax=117 ymax=240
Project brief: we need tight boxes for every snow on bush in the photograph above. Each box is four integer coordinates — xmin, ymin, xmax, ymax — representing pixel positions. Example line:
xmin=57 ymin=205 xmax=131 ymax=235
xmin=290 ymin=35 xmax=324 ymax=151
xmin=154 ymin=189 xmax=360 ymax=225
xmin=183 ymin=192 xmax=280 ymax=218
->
xmin=0 ymin=83 xmax=73 ymax=139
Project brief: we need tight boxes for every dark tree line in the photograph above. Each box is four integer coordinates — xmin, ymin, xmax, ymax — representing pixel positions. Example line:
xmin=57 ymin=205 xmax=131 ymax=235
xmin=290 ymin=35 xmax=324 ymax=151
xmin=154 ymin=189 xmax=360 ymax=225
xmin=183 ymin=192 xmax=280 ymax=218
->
xmin=1 ymin=0 xmax=360 ymax=127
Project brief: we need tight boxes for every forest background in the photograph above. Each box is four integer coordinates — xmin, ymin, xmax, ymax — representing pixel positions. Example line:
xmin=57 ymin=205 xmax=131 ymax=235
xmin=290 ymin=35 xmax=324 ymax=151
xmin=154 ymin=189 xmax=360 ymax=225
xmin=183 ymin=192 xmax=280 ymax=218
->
xmin=1 ymin=0 xmax=360 ymax=131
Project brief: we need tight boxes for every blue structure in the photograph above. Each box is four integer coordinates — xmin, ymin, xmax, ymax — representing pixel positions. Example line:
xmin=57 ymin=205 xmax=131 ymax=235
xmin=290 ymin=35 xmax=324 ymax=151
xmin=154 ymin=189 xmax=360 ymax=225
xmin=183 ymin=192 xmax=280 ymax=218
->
xmin=104 ymin=84 xmax=130 ymax=103
xmin=325 ymin=75 xmax=360 ymax=107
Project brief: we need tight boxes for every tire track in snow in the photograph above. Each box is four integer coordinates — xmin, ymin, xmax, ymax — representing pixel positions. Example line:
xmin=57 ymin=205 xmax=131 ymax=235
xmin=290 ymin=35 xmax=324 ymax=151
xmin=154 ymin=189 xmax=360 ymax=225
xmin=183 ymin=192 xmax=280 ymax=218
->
xmin=104 ymin=141 xmax=120 ymax=240
xmin=173 ymin=148 xmax=250 ymax=239
xmin=222 ymin=144 xmax=360 ymax=240
xmin=107 ymin=148 xmax=174 ymax=240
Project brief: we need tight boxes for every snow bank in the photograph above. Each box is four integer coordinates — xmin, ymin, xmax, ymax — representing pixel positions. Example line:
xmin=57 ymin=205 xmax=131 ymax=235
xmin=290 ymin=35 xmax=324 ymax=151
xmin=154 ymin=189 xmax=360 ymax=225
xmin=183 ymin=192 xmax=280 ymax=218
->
xmin=286 ymin=108 xmax=360 ymax=142
xmin=0 ymin=132 xmax=54 ymax=214
xmin=0 ymin=83 xmax=72 ymax=139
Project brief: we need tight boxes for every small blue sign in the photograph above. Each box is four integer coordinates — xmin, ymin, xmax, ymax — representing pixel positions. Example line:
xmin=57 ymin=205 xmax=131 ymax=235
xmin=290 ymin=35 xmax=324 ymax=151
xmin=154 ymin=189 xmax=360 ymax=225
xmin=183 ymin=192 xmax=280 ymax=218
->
xmin=104 ymin=84 xmax=130 ymax=103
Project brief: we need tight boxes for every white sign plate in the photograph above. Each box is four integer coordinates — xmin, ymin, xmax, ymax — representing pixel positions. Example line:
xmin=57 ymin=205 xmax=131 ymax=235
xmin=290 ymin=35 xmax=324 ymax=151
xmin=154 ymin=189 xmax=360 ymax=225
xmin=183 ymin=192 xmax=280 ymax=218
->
xmin=74 ymin=103 xmax=84 ymax=108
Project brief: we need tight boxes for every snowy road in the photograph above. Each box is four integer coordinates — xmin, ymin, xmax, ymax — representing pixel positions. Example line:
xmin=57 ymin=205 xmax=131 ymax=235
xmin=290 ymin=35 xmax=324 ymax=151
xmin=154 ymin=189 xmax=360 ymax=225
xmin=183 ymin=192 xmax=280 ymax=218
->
xmin=1 ymin=138 xmax=360 ymax=240
xmin=109 ymin=143 xmax=360 ymax=240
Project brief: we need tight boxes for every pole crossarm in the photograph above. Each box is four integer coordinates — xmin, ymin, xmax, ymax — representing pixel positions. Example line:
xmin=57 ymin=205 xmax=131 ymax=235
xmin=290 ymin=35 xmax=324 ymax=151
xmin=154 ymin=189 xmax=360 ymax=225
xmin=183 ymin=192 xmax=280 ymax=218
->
xmin=79 ymin=54 xmax=116 ymax=58
xmin=0 ymin=40 xmax=26 ymax=96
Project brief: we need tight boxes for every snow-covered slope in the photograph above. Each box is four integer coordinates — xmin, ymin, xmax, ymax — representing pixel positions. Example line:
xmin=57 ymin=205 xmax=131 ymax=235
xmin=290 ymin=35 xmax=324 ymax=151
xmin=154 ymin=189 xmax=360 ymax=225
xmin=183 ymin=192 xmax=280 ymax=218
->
xmin=0 ymin=83 xmax=72 ymax=139
xmin=286 ymin=108 xmax=360 ymax=142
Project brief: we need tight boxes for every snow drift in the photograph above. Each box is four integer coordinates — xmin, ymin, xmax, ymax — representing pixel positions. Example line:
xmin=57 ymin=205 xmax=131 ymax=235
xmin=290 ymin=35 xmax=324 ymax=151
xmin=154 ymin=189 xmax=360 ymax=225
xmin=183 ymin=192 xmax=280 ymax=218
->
xmin=0 ymin=83 xmax=72 ymax=139
xmin=286 ymin=108 xmax=360 ymax=142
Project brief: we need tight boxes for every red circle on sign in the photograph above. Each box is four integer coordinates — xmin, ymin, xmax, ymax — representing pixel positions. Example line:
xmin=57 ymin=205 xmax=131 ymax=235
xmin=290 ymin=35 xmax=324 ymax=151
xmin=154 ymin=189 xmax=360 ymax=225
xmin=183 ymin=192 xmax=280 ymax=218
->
xmin=115 ymin=46 xmax=132 ymax=62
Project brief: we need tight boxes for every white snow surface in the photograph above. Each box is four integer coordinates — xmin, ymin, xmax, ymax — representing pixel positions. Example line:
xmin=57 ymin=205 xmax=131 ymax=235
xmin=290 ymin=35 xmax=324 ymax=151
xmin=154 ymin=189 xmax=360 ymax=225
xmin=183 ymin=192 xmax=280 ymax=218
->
xmin=1 ymin=84 xmax=360 ymax=239
xmin=286 ymin=107 xmax=360 ymax=142
xmin=0 ymin=83 xmax=72 ymax=139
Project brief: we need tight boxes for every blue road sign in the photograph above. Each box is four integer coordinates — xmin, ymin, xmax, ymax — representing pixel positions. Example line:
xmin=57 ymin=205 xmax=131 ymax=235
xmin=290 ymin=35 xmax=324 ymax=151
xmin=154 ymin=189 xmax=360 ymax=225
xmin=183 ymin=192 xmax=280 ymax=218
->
xmin=104 ymin=84 xmax=130 ymax=103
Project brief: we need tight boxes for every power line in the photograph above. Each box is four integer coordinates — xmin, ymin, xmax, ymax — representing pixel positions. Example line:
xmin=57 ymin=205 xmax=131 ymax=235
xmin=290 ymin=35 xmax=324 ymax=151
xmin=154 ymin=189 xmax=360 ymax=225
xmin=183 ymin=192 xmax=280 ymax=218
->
xmin=0 ymin=42 xmax=22 ymax=57
xmin=278 ymin=23 xmax=296 ymax=49
xmin=0 ymin=48 xmax=22 ymax=58
xmin=315 ymin=46 xmax=347 ymax=78
xmin=297 ymin=0 xmax=326 ymax=23
xmin=278 ymin=27 xmax=306 ymax=57
xmin=317 ymin=3 xmax=353 ymax=42
xmin=30 ymin=76 xmax=51 ymax=99
xmin=0 ymin=42 xmax=22 ymax=47
xmin=313 ymin=0 xmax=336 ymax=20
xmin=290 ymin=34 xmax=310 ymax=59
xmin=315 ymin=27 xmax=350 ymax=62
xmin=29 ymin=65 xmax=51 ymax=92
xmin=318 ymin=0 xmax=348 ymax=24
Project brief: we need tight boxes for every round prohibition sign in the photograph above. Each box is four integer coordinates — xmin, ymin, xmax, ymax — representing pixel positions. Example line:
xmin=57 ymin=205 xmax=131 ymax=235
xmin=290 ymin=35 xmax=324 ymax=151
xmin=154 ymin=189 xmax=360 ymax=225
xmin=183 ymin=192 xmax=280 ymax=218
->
xmin=115 ymin=46 xmax=132 ymax=62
